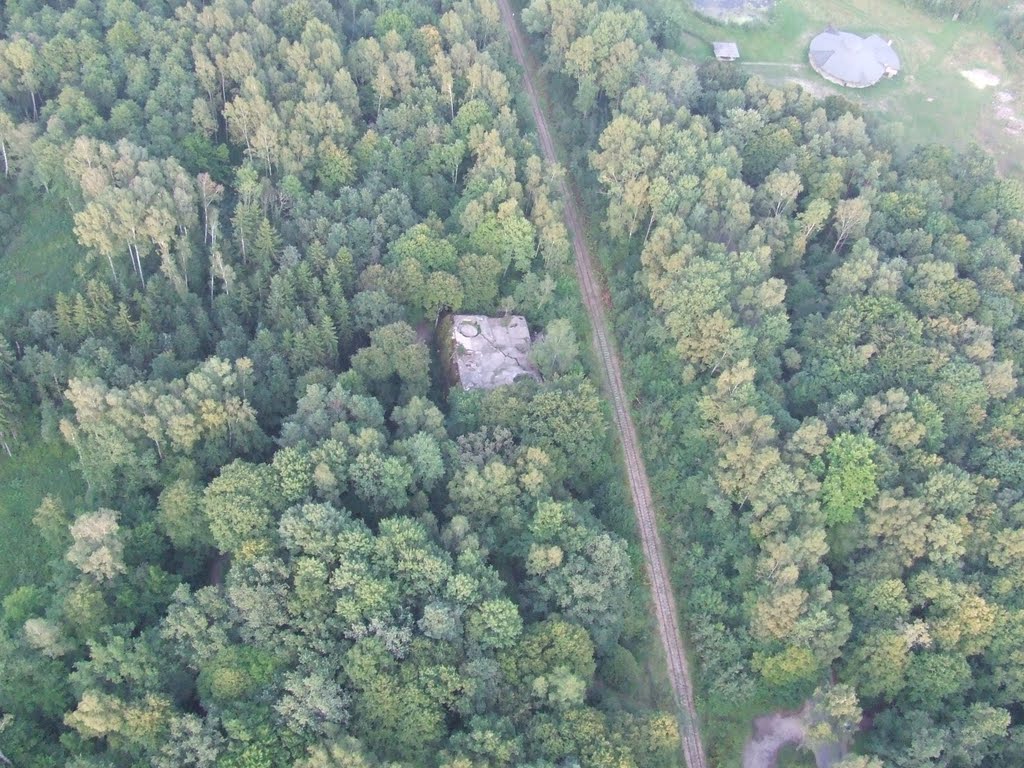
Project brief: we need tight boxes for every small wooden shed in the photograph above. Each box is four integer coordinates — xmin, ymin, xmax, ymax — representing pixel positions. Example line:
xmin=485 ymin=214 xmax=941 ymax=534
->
xmin=713 ymin=41 xmax=740 ymax=61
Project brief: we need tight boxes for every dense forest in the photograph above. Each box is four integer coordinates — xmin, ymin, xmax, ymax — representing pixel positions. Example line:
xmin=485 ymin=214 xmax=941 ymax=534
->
xmin=521 ymin=0 xmax=1024 ymax=764
xmin=0 ymin=1 xmax=681 ymax=766
xmin=5 ymin=0 xmax=1024 ymax=765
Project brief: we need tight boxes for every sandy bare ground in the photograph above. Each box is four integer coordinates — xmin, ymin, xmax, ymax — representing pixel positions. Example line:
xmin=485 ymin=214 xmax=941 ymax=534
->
xmin=743 ymin=711 xmax=808 ymax=768
xmin=742 ymin=704 xmax=845 ymax=768
xmin=493 ymin=3 xmax=708 ymax=768
xmin=961 ymin=68 xmax=1001 ymax=89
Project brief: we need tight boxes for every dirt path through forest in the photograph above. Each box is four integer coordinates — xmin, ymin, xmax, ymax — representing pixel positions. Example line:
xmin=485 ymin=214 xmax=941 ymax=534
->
xmin=494 ymin=5 xmax=708 ymax=768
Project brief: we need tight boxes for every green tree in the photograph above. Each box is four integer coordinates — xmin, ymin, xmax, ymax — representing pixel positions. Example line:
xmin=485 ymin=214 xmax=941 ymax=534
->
xmin=530 ymin=319 xmax=580 ymax=379
xmin=821 ymin=434 xmax=878 ymax=527
xmin=350 ymin=323 xmax=430 ymax=403
xmin=66 ymin=509 xmax=126 ymax=583
xmin=157 ymin=479 xmax=211 ymax=551
xmin=203 ymin=461 xmax=280 ymax=553
xmin=467 ymin=598 xmax=523 ymax=651
xmin=469 ymin=210 xmax=536 ymax=273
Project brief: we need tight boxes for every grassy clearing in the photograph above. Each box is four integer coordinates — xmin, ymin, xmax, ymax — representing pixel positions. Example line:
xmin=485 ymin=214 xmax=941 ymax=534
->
xmin=646 ymin=0 xmax=1024 ymax=174
xmin=777 ymin=743 xmax=818 ymax=767
xmin=0 ymin=193 xmax=85 ymax=594
xmin=0 ymin=435 xmax=85 ymax=596
xmin=0 ymin=195 xmax=80 ymax=323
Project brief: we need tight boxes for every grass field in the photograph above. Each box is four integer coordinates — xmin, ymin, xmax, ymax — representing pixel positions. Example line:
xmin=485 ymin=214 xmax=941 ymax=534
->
xmin=1 ymin=191 xmax=85 ymax=596
xmin=0 ymin=195 xmax=80 ymax=323
xmin=0 ymin=436 xmax=85 ymax=596
xmin=648 ymin=0 xmax=1024 ymax=175
xmin=777 ymin=743 xmax=817 ymax=767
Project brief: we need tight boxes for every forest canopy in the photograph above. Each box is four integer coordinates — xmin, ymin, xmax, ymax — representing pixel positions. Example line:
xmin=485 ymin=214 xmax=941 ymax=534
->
xmin=520 ymin=0 xmax=1024 ymax=763
xmin=5 ymin=0 xmax=1024 ymax=765
xmin=0 ymin=1 xmax=678 ymax=766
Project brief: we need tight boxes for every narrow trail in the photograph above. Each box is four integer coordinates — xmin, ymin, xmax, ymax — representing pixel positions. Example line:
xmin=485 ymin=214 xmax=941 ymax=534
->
xmin=494 ymin=5 xmax=709 ymax=768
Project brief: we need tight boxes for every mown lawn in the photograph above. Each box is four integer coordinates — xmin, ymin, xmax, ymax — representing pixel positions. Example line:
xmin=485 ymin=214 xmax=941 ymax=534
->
xmin=0 ymin=195 xmax=80 ymax=323
xmin=0 ymin=436 xmax=85 ymax=596
xmin=646 ymin=0 xmax=1024 ymax=174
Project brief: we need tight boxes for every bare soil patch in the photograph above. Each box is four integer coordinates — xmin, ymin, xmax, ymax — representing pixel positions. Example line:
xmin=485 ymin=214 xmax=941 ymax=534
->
xmin=995 ymin=90 xmax=1024 ymax=135
xmin=742 ymin=709 xmax=807 ymax=768
xmin=961 ymin=68 xmax=1001 ymax=89
xmin=742 ymin=702 xmax=844 ymax=768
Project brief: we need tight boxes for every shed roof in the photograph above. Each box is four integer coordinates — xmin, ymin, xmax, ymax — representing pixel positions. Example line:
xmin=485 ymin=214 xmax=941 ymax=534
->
xmin=713 ymin=41 xmax=740 ymax=60
xmin=809 ymin=28 xmax=900 ymax=87
xmin=450 ymin=314 xmax=539 ymax=390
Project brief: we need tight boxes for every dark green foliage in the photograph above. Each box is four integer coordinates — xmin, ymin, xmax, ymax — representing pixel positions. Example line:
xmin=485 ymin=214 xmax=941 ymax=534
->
xmin=0 ymin=0 xmax=675 ymax=766
xmin=522 ymin=0 xmax=1024 ymax=762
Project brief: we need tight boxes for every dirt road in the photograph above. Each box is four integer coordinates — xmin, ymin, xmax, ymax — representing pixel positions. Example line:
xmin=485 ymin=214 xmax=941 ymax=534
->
xmin=494 ymin=5 xmax=708 ymax=768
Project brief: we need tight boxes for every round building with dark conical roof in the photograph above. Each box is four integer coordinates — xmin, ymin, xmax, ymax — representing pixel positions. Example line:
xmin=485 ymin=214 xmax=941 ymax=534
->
xmin=809 ymin=26 xmax=901 ymax=88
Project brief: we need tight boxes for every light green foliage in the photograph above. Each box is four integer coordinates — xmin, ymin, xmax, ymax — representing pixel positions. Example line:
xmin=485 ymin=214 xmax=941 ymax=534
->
xmin=66 ymin=138 xmax=198 ymax=292
xmin=533 ymin=531 xmax=631 ymax=651
xmin=350 ymin=322 xmax=430 ymax=404
xmin=468 ymin=210 xmax=536 ymax=273
xmin=65 ymin=509 xmax=125 ymax=582
xmin=272 ymin=445 xmax=314 ymax=505
xmin=393 ymin=432 xmax=445 ymax=492
xmin=522 ymin=377 xmax=608 ymax=486
xmin=518 ymin=0 xmax=1024 ymax=760
xmin=806 ymin=684 xmax=862 ymax=747
xmin=349 ymin=451 xmax=413 ymax=514
xmin=457 ymin=252 xmax=502 ymax=311
xmin=61 ymin=357 xmax=265 ymax=496
xmin=529 ymin=318 xmax=580 ymax=379
xmin=157 ymin=478 xmax=209 ymax=551
xmin=0 ymin=0 xmax=678 ymax=764
xmin=390 ymin=396 xmax=446 ymax=441
xmin=203 ymin=461 xmax=279 ymax=553
xmin=198 ymin=645 xmax=277 ymax=703
xmin=467 ymin=598 xmax=523 ymax=651
xmin=32 ymin=494 xmax=70 ymax=551
xmin=820 ymin=434 xmax=878 ymax=527
xmin=280 ymin=380 xmax=385 ymax=448
xmin=389 ymin=223 xmax=457 ymax=273
xmin=295 ymin=738 xmax=374 ymax=768
xmin=421 ymin=270 xmax=464 ymax=321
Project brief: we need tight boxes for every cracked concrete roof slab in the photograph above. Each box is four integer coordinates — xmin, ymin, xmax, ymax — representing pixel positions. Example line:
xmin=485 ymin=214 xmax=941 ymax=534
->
xmin=451 ymin=314 xmax=539 ymax=390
